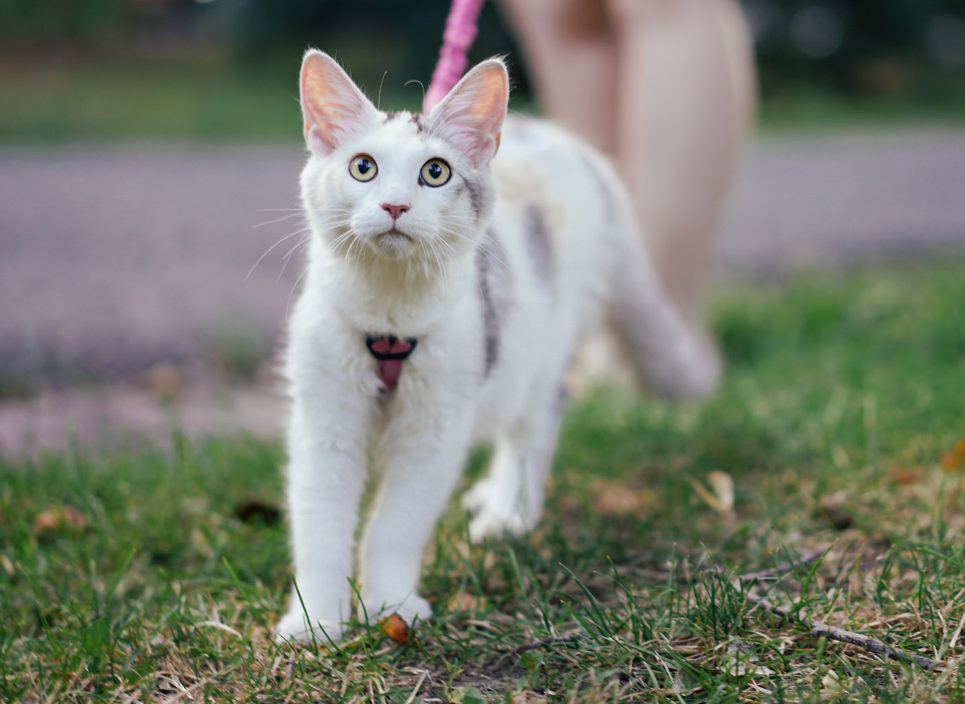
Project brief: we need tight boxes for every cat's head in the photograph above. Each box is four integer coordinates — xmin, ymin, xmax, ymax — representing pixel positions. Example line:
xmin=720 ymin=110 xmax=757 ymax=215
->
xmin=298 ymin=50 xmax=509 ymax=265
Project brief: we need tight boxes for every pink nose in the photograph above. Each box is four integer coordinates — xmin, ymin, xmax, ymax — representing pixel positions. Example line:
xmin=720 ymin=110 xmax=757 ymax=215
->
xmin=382 ymin=203 xmax=410 ymax=220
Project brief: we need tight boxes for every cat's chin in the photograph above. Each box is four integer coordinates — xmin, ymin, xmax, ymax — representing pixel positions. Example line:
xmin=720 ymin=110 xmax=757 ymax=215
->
xmin=372 ymin=229 xmax=415 ymax=257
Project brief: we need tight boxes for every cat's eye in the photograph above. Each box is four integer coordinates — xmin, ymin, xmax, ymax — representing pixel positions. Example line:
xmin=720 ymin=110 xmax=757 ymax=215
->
xmin=349 ymin=155 xmax=378 ymax=182
xmin=420 ymin=158 xmax=451 ymax=187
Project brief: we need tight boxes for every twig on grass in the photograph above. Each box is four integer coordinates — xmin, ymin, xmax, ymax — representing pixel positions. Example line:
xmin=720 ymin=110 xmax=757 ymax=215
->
xmin=746 ymin=592 xmax=943 ymax=671
xmin=511 ymin=634 xmax=581 ymax=654
xmin=734 ymin=547 xmax=828 ymax=585
xmin=735 ymin=547 xmax=943 ymax=671
xmin=510 ymin=546 xmax=943 ymax=670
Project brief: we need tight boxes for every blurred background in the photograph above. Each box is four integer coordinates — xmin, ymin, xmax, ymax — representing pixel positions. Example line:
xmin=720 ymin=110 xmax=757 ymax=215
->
xmin=1 ymin=0 xmax=963 ymax=454
xmin=2 ymin=0 xmax=965 ymax=137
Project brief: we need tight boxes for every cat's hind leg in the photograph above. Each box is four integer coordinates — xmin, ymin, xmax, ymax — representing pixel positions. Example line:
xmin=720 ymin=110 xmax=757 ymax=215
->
xmin=463 ymin=386 xmax=564 ymax=542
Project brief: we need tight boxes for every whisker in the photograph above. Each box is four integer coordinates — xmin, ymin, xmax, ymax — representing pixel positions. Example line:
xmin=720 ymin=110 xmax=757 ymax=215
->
xmin=286 ymin=267 xmax=309 ymax=321
xmin=244 ymin=228 xmax=310 ymax=282
xmin=278 ymin=237 xmax=311 ymax=281
xmin=254 ymin=212 xmax=304 ymax=229
xmin=405 ymin=79 xmax=426 ymax=107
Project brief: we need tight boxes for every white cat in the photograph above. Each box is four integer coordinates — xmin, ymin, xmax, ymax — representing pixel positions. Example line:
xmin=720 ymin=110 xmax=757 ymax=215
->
xmin=275 ymin=50 xmax=720 ymax=643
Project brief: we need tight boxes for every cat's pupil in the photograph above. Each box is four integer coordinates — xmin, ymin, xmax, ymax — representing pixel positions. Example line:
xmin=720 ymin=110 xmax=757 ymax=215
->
xmin=428 ymin=163 xmax=442 ymax=179
xmin=357 ymin=159 xmax=371 ymax=174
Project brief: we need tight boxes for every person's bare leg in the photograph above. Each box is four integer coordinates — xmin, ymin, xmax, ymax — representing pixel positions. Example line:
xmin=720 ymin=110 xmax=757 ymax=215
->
xmin=608 ymin=0 xmax=755 ymax=321
xmin=498 ymin=0 xmax=618 ymax=154
xmin=501 ymin=0 xmax=754 ymax=325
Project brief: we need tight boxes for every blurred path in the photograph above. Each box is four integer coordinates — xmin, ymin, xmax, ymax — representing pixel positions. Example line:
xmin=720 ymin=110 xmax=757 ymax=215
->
xmin=1 ymin=132 xmax=964 ymax=454
xmin=720 ymin=131 xmax=965 ymax=272
xmin=0 ymin=144 xmax=305 ymax=381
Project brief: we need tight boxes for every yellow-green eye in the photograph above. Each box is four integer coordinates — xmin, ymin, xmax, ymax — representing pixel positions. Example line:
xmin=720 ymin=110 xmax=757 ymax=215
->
xmin=420 ymin=158 xmax=451 ymax=187
xmin=349 ymin=155 xmax=377 ymax=182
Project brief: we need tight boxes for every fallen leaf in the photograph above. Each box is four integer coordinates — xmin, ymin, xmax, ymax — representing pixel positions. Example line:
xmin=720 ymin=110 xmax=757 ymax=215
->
xmin=708 ymin=471 xmax=735 ymax=513
xmin=821 ymin=669 xmax=845 ymax=696
xmin=447 ymin=592 xmax=485 ymax=613
xmin=889 ymin=465 xmax=920 ymax=485
xmin=380 ymin=613 xmax=410 ymax=645
xmin=591 ymin=479 xmax=646 ymax=515
xmin=722 ymin=640 xmax=775 ymax=677
xmin=33 ymin=506 xmax=86 ymax=537
xmin=941 ymin=440 xmax=965 ymax=472
xmin=33 ymin=510 xmax=60 ymax=534
xmin=691 ymin=471 xmax=735 ymax=517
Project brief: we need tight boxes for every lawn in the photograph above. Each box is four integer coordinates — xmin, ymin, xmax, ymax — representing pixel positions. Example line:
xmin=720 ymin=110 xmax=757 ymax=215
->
xmin=2 ymin=260 xmax=964 ymax=702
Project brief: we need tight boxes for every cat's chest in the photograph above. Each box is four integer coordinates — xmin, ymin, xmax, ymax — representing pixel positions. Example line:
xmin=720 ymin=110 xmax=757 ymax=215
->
xmin=330 ymin=275 xmax=474 ymax=339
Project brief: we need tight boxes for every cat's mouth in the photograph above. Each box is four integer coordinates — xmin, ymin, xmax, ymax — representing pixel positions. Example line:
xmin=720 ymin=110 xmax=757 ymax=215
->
xmin=377 ymin=228 xmax=413 ymax=242
xmin=374 ymin=228 xmax=415 ymax=253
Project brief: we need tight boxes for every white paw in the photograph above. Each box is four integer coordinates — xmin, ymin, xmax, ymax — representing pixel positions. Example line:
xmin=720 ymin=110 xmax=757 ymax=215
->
xmin=461 ymin=475 xmax=495 ymax=514
xmin=468 ymin=503 xmax=538 ymax=542
xmin=463 ymin=476 xmax=540 ymax=542
xmin=395 ymin=594 xmax=433 ymax=626
xmin=274 ymin=608 xmax=346 ymax=644
xmin=359 ymin=592 xmax=433 ymax=627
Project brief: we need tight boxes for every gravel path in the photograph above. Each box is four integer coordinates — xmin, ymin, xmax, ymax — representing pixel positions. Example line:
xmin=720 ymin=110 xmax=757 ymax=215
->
xmin=1 ymin=132 xmax=963 ymax=454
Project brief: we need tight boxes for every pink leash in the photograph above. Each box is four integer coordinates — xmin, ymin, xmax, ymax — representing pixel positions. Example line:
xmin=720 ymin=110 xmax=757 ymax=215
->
xmin=423 ymin=0 xmax=486 ymax=113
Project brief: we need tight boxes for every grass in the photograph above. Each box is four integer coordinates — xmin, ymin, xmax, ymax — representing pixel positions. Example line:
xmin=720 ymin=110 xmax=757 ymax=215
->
xmin=2 ymin=56 xmax=965 ymax=143
xmin=2 ymin=259 xmax=965 ymax=702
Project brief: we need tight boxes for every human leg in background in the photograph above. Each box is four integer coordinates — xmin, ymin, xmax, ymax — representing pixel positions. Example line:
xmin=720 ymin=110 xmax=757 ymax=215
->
xmin=499 ymin=0 xmax=755 ymax=323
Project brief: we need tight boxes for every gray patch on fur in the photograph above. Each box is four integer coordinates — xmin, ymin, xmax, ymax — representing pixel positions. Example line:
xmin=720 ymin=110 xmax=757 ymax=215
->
xmin=463 ymin=177 xmax=485 ymax=218
xmin=383 ymin=111 xmax=402 ymax=124
xmin=409 ymin=113 xmax=427 ymax=134
xmin=475 ymin=228 xmax=513 ymax=377
xmin=557 ymin=384 xmax=569 ymax=409
xmin=523 ymin=203 xmax=556 ymax=291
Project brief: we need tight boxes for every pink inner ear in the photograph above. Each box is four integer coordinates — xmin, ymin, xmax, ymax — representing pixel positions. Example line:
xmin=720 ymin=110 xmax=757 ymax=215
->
xmin=300 ymin=51 xmax=377 ymax=155
xmin=429 ymin=60 xmax=508 ymax=167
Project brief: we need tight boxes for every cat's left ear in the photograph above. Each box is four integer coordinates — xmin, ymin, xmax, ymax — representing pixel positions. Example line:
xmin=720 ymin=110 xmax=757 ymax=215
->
xmin=427 ymin=58 xmax=509 ymax=168
xmin=300 ymin=49 xmax=379 ymax=156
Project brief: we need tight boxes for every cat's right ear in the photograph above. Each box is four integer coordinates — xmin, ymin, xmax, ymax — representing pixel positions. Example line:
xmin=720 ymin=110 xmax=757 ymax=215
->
xmin=300 ymin=50 xmax=378 ymax=156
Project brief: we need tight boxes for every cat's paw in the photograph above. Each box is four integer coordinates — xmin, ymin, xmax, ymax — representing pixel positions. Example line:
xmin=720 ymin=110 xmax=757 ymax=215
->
xmin=463 ymin=477 xmax=540 ymax=542
xmin=461 ymin=475 xmax=496 ymax=514
xmin=394 ymin=594 xmax=433 ymax=627
xmin=274 ymin=609 xmax=346 ymax=645
xmin=361 ymin=592 xmax=433 ymax=628
xmin=468 ymin=503 xmax=538 ymax=542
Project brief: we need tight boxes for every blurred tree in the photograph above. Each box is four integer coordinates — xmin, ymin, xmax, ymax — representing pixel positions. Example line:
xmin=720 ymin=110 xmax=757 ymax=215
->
xmin=229 ymin=0 xmax=530 ymax=100
xmin=0 ymin=0 xmax=128 ymax=46
xmin=746 ymin=0 xmax=965 ymax=98
xmin=0 ymin=0 xmax=959 ymax=103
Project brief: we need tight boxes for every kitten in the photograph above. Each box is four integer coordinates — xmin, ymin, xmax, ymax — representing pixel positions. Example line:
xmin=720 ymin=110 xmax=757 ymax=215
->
xmin=275 ymin=50 xmax=720 ymax=643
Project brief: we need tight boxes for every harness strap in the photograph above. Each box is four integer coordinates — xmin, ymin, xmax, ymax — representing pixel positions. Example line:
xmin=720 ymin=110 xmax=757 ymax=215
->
xmin=365 ymin=335 xmax=418 ymax=391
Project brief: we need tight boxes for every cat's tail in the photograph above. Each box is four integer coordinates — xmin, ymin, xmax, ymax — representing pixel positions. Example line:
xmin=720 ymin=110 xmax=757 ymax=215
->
xmin=602 ymin=178 xmax=722 ymax=401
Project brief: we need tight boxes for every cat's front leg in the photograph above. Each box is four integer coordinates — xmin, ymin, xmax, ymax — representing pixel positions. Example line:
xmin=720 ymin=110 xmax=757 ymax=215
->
xmin=275 ymin=392 xmax=370 ymax=644
xmin=357 ymin=383 xmax=475 ymax=628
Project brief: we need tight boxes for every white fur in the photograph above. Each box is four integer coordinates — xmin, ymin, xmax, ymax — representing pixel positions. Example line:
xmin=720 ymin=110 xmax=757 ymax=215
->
xmin=275 ymin=51 xmax=720 ymax=643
